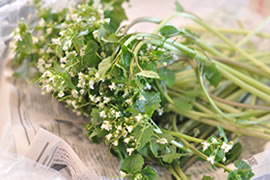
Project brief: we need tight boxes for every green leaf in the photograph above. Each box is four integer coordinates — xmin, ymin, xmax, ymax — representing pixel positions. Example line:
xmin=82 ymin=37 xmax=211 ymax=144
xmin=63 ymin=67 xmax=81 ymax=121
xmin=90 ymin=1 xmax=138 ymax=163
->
xmin=121 ymin=45 xmax=133 ymax=68
xmin=136 ymin=91 xmax=161 ymax=116
xmin=228 ymin=160 xmax=254 ymax=180
xmin=98 ymin=56 xmax=112 ymax=78
xmin=103 ymin=1 xmax=128 ymax=32
xmin=159 ymin=25 xmax=179 ymax=38
xmin=226 ymin=143 xmax=242 ymax=164
xmin=150 ymin=140 xmax=159 ymax=157
xmin=158 ymin=68 xmax=175 ymax=87
xmin=136 ymin=70 xmax=160 ymax=79
xmin=234 ymin=160 xmax=251 ymax=170
xmin=203 ymin=63 xmax=221 ymax=87
xmin=141 ymin=166 xmax=156 ymax=180
xmin=173 ymin=96 xmax=193 ymax=111
xmin=215 ymin=149 xmax=225 ymax=162
xmin=20 ymin=32 xmax=33 ymax=54
xmin=55 ymin=45 xmax=63 ymax=57
xmin=217 ymin=125 xmax=228 ymax=143
xmin=161 ymin=153 xmax=184 ymax=163
xmin=202 ymin=176 xmax=214 ymax=180
xmin=133 ymin=126 xmax=154 ymax=150
xmin=121 ymin=154 xmax=144 ymax=173
xmin=83 ymin=53 xmax=100 ymax=67
xmin=175 ymin=1 xmax=184 ymax=12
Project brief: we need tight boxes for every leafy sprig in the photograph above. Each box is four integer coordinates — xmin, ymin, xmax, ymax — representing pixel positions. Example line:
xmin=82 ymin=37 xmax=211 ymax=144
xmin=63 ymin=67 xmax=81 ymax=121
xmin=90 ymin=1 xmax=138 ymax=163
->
xmin=9 ymin=0 xmax=270 ymax=179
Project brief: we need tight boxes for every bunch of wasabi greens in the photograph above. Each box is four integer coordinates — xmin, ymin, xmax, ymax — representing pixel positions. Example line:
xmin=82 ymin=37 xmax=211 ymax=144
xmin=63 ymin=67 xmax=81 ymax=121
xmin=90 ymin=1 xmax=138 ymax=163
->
xmin=10 ymin=0 xmax=270 ymax=179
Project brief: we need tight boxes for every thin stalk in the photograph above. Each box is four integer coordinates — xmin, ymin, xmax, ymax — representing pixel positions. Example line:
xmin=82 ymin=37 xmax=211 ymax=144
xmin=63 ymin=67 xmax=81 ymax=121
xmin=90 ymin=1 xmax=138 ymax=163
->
xmin=182 ymin=12 xmax=270 ymax=75
xmin=237 ymin=16 xmax=270 ymax=47
xmin=184 ymin=25 xmax=270 ymax=38
xmin=212 ymin=56 xmax=268 ymax=78
xmin=210 ymin=94 xmax=270 ymax=111
xmin=174 ymin=162 xmax=189 ymax=180
xmin=165 ymin=130 xmax=204 ymax=143
xmin=169 ymin=167 xmax=181 ymax=180
xmin=225 ymin=89 xmax=245 ymax=101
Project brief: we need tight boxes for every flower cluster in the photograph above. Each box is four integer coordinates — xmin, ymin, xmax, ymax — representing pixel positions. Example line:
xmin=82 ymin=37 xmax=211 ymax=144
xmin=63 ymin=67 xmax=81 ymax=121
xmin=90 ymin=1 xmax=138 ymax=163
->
xmin=201 ymin=136 xmax=234 ymax=165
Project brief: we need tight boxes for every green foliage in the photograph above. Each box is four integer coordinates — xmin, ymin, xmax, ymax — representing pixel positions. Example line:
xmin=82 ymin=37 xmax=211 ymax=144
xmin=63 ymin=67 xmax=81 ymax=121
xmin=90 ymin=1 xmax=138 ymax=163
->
xmin=136 ymin=70 xmax=160 ymax=79
xmin=10 ymin=1 xmax=254 ymax=180
xmin=175 ymin=1 xmax=184 ymax=12
xmin=202 ymin=176 xmax=214 ymax=180
xmin=228 ymin=160 xmax=254 ymax=180
xmin=98 ymin=56 xmax=112 ymax=77
xmin=121 ymin=153 xmax=144 ymax=173
xmin=158 ymin=68 xmax=175 ymax=87
xmin=203 ymin=62 xmax=222 ymax=87
xmin=159 ymin=25 xmax=179 ymax=38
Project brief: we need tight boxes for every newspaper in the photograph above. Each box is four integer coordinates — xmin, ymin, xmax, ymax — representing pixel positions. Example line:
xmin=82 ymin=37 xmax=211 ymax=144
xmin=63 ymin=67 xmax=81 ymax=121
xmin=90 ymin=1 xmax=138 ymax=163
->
xmin=0 ymin=0 xmax=270 ymax=180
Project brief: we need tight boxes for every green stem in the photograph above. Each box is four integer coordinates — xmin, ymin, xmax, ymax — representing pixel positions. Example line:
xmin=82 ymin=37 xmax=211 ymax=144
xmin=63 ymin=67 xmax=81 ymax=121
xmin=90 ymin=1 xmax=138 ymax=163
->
xmin=174 ymin=162 xmax=189 ymax=180
xmin=164 ymin=129 xmax=204 ymax=143
xmin=237 ymin=16 xmax=270 ymax=47
xmin=184 ymin=25 xmax=270 ymax=38
xmin=169 ymin=167 xmax=181 ymax=180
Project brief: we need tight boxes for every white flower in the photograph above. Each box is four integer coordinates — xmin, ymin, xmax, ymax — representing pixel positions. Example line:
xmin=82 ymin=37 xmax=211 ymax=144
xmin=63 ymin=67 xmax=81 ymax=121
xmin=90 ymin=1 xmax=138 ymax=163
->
xmin=135 ymin=114 xmax=143 ymax=122
xmin=99 ymin=110 xmax=107 ymax=118
xmin=138 ymin=94 xmax=146 ymax=101
xmin=127 ymin=148 xmax=135 ymax=156
xmin=144 ymin=83 xmax=151 ymax=90
xmin=95 ymin=73 xmax=100 ymax=79
xmin=92 ymin=30 xmax=98 ymax=39
xmin=124 ymin=138 xmax=130 ymax=144
xmin=59 ymin=31 xmax=65 ymax=36
xmin=157 ymin=108 xmax=164 ymax=116
xmin=201 ymin=141 xmax=210 ymax=151
xmin=223 ymin=156 xmax=226 ymax=162
xmin=104 ymin=18 xmax=111 ymax=24
xmin=80 ymin=49 xmax=85 ymax=56
xmin=80 ymin=89 xmax=85 ymax=94
xmin=117 ymin=126 xmax=122 ymax=130
xmin=211 ymin=137 xmax=218 ymax=144
xmin=126 ymin=126 xmax=133 ymax=133
xmin=221 ymin=142 xmax=233 ymax=153
xmin=108 ymin=82 xmax=116 ymax=91
xmin=105 ymin=133 xmax=113 ymax=140
xmin=120 ymin=171 xmax=127 ymax=178
xmin=46 ymin=28 xmax=52 ymax=34
xmin=101 ymin=121 xmax=112 ymax=131
xmin=39 ymin=18 xmax=45 ymax=27
xmin=71 ymin=100 xmax=78 ymax=109
xmin=89 ymin=80 xmax=95 ymax=89
xmin=98 ymin=103 xmax=104 ymax=108
xmin=110 ymin=108 xmax=116 ymax=115
xmin=207 ymin=155 xmax=215 ymax=164
xmin=45 ymin=63 xmax=52 ymax=68
xmin=89 ymin=95 xmax=96 ymax=101
xmin=94 ymin=96 xmax=101 ymax=103
xmin=52 ymin=38 xmax=61 ymax=45
xmin=32 ymin=36 xmax=38 ymax=43
xmin=112 ymin=140 xmax=118 ymax=146
xmin=71 ymin=89 xmax=79 ymax=98
xmin=63 ymin=40 xmax=72 ymax=51
xmin=125 ymin=98 xmax=132 ymax=105
xmin=122 ymin=130 xmax=128 ymax=137
xmin=103 ymin=97 xmax=110 ymax=103
xmin=156 ymin=138 xmax=168 ymax=144
xmin=69 ymin=71 xmax=75 ymax=77
xmin=115 ymin=111 xmax=121 ymax=118
xmin=58 ymin=91 xmax=65 ymax=98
